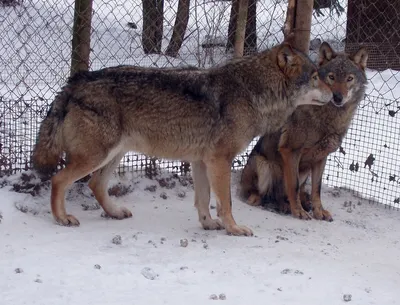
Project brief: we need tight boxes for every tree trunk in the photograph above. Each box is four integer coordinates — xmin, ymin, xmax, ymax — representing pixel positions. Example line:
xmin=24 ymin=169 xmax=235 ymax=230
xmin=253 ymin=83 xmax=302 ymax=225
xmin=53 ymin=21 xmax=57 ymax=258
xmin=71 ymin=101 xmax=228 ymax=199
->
xmin=233 ymin=0 xmax=249 ymax=58
xmin=142 ymin=0 xmax=154 ymax=54
xmin=142 ymin=0 xmax=164 ymax=54
xmin=283 ymin=0 xmax=296 ymax=39
xmin=227 ymin=0 xmax=256 ymax=55
xmin=154 ymin=0 xmax=164 ymax=53
xmin=226 ymin=0 xmax=239 ymax=53
xmin=70 ymin=0 xmax=93 ymax=75
xmin=292 ymin=0 xmax=313 ymax=53
xmin=165 ymin=0 xmax=190 ymax=57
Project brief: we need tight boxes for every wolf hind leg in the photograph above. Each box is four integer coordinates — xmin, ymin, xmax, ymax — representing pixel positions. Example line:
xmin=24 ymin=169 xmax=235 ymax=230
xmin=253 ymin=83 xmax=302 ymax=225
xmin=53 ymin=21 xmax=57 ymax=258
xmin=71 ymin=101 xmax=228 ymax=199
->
xmin=192 ymin=161 xmax=224 ymax=230
xmin=256 ymin=156 xmax=283 ymax=204
xmin=296 ymin=185 xmax=312 ymax=212
xmin=51 ymin=153 xmax=111 ymax=226
xmin=88 ymin=152 xmax=133 ymax=220
xmin=239 ymin=157 xmax=262 ymax=206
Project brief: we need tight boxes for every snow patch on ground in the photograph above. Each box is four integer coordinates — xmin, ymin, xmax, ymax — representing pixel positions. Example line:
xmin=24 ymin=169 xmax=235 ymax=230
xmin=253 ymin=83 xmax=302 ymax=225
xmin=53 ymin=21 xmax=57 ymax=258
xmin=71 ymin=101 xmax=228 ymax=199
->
xmin=0 ymin=170 xmax=399 ymax=305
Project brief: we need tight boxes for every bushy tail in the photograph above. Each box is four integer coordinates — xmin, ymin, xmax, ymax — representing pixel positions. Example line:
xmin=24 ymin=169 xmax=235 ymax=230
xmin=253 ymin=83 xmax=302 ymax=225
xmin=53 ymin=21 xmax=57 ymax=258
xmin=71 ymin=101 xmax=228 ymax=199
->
xmin=32 ymin=90 xmax=69 ymax=177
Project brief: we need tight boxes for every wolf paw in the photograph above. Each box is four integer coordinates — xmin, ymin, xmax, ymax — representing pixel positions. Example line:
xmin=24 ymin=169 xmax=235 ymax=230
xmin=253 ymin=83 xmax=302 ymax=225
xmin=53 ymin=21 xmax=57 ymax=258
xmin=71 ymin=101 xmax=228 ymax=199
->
xmin=101 ymin=207 xmax=133 ymax=220
xmin=279 ymin=200 xmax=312 ymax=214
xmin=56 ymin=214 xmax=80 ymax=226
xmin=313 ymin=207 xmax=333 ymax=222
xmin=201 ymin=217 xmax=225 ymax=230
xmin=225 ymin=224 xmax=253 ymax=236
xmin=292 ymin=208 xmax=312 ymax=220
xmin=246 ymin=194 xmax=261 ymax=206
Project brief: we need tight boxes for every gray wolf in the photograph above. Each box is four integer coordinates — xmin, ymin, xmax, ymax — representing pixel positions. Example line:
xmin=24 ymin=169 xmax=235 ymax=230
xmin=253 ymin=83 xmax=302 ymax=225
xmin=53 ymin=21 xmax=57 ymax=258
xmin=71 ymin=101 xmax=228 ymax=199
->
xmin=239 ymin=42 xmax=368 ymax=221
xmin=32 ymin=41 xmax=333 ymax=236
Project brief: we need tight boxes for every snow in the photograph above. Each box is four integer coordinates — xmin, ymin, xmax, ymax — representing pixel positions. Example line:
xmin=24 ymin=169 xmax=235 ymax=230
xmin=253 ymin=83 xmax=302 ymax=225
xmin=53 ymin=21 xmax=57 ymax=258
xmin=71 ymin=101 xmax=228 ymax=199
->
xmin=1 ymin=2 xmax=400 ymax=301
xmin=1 ymin=171 xmax=400 ymax=305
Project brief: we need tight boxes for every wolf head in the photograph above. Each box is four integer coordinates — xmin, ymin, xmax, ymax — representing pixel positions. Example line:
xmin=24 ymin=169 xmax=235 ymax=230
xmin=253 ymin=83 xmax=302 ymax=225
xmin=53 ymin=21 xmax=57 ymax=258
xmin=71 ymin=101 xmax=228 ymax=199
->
xmin=318 ymin=42 xmax=368 ymax=107
xmin=275 ymin=43 xmax=333 ymax=107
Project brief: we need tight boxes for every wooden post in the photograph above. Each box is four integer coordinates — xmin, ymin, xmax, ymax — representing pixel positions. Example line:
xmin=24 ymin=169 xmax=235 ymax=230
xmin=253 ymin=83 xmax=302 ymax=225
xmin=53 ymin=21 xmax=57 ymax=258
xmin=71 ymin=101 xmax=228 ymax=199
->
xmin=70 ymin=0 xmax=93 ymax=75
xmin=233 ymin=0 xmax=249 ymax=58
xmin=292 ymin=0 xmax=314 ymax=53
xmin=283 ymin=0 xmax=296 ymax=39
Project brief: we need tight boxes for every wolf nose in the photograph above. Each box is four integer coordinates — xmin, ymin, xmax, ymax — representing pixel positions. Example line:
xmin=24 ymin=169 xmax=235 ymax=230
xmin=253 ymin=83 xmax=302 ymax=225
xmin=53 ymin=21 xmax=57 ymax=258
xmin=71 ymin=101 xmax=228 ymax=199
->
xmin=333 ymin=92 xmax=343 ymax=105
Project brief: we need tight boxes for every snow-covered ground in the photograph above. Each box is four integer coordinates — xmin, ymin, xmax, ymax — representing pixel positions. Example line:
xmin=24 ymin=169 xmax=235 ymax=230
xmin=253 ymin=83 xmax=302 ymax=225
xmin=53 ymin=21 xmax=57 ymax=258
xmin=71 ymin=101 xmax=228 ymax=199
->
xmin=0 ymin=170 xmax=399 ymax=305
xmin=1 ymin=2 xmax=399 ymax=303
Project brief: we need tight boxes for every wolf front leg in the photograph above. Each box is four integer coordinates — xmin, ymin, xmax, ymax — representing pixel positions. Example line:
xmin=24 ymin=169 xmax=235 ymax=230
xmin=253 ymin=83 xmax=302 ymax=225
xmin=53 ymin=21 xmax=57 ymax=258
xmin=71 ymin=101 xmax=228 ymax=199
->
xmin=311 ymin=157 xmax=333 ymax=221
xmin=279 ymin=147 xmax=312 ymax=220
xmin=205 ymin=158 xmax=253 ymax=236
xmin=191 ymin=161 xmax=224 ymax=230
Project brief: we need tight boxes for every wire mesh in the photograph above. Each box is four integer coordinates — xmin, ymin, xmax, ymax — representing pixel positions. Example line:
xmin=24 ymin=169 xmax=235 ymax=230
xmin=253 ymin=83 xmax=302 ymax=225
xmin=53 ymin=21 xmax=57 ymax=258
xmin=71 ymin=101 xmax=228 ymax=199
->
xmin=0 ymin=0 xmax=399 ymax=208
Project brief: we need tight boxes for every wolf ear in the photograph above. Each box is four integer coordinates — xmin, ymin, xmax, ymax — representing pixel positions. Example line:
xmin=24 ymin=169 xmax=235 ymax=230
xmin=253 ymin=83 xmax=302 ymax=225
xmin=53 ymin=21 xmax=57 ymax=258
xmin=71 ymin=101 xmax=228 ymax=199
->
xmin=351 ymin=47 xmax=368 ymax=70
xmin=319 ymin=42 xmax=336 ymax=66
xmin=277 ymin=43 xmax=296 ymax=71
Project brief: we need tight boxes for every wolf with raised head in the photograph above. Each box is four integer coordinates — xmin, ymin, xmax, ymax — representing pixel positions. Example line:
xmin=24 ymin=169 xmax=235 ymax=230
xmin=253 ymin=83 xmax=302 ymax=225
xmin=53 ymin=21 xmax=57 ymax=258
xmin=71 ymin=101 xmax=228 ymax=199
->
xmin=239 ymin=42 xmax=368 ymax=222
xmin=32 ymin=41 xmax=333 ymax=236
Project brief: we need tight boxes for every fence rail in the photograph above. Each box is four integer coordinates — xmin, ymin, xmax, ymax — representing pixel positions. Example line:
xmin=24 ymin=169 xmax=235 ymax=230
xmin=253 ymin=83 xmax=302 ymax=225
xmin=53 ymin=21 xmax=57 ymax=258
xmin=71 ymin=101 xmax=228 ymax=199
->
xmin=1 ymin=0 xmax=400 ymax=208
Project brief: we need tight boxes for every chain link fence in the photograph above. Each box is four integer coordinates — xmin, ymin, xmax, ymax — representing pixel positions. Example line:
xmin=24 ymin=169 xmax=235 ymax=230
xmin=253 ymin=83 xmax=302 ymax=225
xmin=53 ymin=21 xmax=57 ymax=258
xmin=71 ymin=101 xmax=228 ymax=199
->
xmin=1 ymin=0 xmax=399 ymax=208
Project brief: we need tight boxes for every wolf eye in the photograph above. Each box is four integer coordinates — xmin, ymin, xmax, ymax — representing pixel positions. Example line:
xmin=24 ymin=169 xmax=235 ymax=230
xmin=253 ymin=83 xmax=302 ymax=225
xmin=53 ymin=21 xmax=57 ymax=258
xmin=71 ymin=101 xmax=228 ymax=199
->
xmin=328 ymin=74 xmax=335 ymax=81
xmin=347 ymin=76 xmax=354 ymax=82
xmin=312 ymin=74 xmax=319 ymax=81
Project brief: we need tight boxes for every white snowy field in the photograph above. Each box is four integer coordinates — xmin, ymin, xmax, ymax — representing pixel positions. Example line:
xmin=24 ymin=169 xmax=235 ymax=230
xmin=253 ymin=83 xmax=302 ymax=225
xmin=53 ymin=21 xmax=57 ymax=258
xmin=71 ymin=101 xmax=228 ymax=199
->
xmin=0 ymin=170 xmax=399 ymax=305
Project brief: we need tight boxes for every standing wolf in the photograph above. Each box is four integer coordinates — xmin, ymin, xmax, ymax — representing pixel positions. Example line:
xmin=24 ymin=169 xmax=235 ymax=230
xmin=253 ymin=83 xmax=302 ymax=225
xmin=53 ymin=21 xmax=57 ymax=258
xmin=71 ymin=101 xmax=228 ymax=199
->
xmin=239 ymin=42 xmax=368 ymax=221
xmin=32 ymin=41 xmax=333 ymax=236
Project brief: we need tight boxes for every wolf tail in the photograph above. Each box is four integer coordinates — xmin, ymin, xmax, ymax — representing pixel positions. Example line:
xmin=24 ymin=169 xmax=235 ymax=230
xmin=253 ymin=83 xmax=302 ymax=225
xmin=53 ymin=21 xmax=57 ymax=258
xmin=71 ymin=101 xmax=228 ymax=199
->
xmin=32 ymin=89 xmax=69 ymax=177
